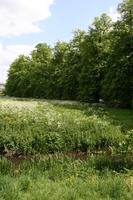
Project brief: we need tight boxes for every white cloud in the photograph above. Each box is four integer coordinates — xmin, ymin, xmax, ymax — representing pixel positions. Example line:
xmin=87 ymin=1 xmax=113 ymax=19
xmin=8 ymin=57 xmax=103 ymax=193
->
xmin=0 ymin=0 xmax=54 ymax=37
xmin=109 ymin=7 xmax=120 ymax=22
xmin=0 ymin=43 xmax=34 ymax=83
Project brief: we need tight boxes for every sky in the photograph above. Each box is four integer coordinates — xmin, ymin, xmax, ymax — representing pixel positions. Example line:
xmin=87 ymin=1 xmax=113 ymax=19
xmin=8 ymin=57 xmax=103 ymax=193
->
xmin=0 ymin=0 xmax=122 ymax=83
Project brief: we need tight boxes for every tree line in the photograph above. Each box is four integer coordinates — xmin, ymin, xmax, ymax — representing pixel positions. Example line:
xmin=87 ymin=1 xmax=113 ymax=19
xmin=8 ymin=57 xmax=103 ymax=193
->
xmin=5 ymin=0 xmax=133 ymax=108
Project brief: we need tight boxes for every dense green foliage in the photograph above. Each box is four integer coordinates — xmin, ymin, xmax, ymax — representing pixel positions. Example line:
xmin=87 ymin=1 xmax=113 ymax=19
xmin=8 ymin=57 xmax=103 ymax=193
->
xmin=2 ymin=156 xmax=133 ymax=200
xmin=1 ymin=156 xmax=133 ymax=200
xmin=0 ymin=97 xmax=133 ymax=199
xmin=101 ymin=0 xmax=133 ymax=108
xmin=0 ymin=96 xmax=133 ymax=155
xmin=5 ymin=0 xmax=133 ymax=108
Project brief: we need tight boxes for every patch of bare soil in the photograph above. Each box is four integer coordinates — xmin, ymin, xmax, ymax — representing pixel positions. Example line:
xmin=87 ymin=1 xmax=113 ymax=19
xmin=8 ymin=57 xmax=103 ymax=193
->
xmin=1 ymin=150 xmax=133 ymax=169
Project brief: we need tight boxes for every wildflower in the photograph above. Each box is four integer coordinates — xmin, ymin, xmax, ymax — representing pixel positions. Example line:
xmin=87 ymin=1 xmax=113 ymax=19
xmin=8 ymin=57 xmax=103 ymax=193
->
xmin=14 ymin=168 xmax=20 ymax=176
xmin=128 ymin=177 xmax=133 ymax=187
xmin=69 ymin=176 xmax=73 ymax=184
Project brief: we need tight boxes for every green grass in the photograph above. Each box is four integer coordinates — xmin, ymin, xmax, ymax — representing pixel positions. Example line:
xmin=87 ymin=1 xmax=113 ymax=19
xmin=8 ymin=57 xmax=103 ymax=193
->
xmin=0 ymin=97 xmax=130 ymax=154
xmin=0 ymin=96 xmax=133 ymax=199
xmin=106 ymin=108 xmax=133 ymax=131
xmin=0 ymin=156 xmax=133 ymax=200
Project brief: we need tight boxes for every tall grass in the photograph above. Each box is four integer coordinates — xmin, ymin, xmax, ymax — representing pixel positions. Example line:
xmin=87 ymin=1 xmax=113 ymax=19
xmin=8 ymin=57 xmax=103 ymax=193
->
xmin=0 ymin=156 xmax=133 ymax=200
xmin=0 ymin=98 xmax=130 ymax=155
xmin=0 ymin=97 xmax=133 ymax=199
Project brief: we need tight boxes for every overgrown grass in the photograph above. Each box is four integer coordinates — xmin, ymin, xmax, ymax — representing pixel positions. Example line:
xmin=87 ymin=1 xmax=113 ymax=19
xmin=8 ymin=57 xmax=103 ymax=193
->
xmin=0 ymin=156 xmax=133 ymax=200
xmin=0 ymin=97 xmax=132 ymax=155
xmin=0 ymin=97 xmax=133 ymax=199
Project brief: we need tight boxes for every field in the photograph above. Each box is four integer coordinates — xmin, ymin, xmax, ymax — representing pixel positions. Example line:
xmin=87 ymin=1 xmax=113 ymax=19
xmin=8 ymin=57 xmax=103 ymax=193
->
xmin=0 ymin=96 xmax=133 ymax=199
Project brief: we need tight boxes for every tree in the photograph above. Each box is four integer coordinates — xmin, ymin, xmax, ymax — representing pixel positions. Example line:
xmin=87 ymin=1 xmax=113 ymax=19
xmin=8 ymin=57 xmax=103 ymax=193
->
xmin=78 ymin=14 xmax=111 ymax=102
xmin=5 ymin=0 xmax=132 ymax=108
xmin=101 ymin=0 xmax=133 ymax=107
xmin=5 ymin=55 xmax=31 ymax=97
xmin=61 ymin=30 xmax=86 ymax=100
xmin=29 ymin=43 xmax=52 ymax=98
xmin=50 ymin=41 xmax=70 ymax=99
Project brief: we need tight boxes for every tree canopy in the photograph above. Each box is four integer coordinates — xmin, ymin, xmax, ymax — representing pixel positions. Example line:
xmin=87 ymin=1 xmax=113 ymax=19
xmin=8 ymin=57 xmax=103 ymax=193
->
xmin=6 ymin=0 xmax=133 ymax=108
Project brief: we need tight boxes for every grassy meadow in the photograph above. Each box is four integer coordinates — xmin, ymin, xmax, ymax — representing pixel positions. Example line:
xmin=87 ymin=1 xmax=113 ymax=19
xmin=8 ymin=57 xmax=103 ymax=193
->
xmin=0 ymin=96 xmax=133 ymax=199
